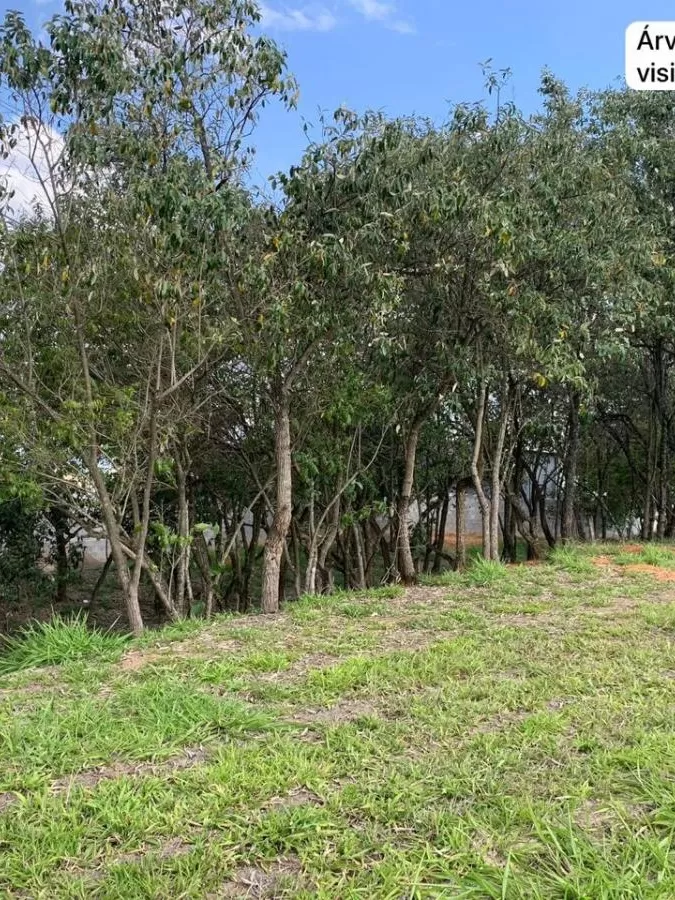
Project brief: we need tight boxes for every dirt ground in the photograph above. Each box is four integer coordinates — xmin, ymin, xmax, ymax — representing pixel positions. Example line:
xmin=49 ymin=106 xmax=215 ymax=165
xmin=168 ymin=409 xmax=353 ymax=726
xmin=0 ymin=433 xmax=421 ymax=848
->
xmin=1 ymin=557 xmax=164 ymax=635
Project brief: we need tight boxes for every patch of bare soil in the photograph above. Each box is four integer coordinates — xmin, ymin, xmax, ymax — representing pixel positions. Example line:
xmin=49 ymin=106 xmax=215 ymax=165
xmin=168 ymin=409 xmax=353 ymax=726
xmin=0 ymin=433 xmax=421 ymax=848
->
xmin=0 ymin=675 xmax=61 ymax=699
xmin=117 ymin=634 xmax=247 ymax=673
xmin=470 ymin=832 xmax=507 ymax=868
xmin=211 ymin=858 xmax=305 ymax=899
xmin=119 ymin=649 xmax=164 ymax=671
xmin=387 ymin=586 xmax=458 ymax=611
xmin=0 ymin=792 xmax=17 ymax=812
xmin=287 ymin=699 xmax=380 ymax=727
xmin=256 ymin=652 xmax=339 ymax=685
xmin=571 ymin=798 xmax=644 ymax=838
xmin=592 ymin=597 xmax=641 ymax=616
xmin=50 ymin=745 xmax=209 ymax=795
xmin=591 ymin=553 xmax=675 ymax=584
xmin=113 ymin=836 xmax=194 ymax=867
xmin=444 ymin=533 xmax=484 ymax=549
xmin=194 ymin=635 xmax=244 ymax=654
xmin=591 ymin=556 xmax=614 ymax=568
xmin=262 ymin=787 xmax=323 ymax=810
xmin=375 ymin=628 xmax=446 ymax=652
xmin=624 ymin=564 xmax=675 ymax=582
xmin=491 ymin=613 xmax=567 ymax=635
xmin=61 ymin=834 xmax=197 ymax=883
xmin=470 ymin=708 xmax=531 ymax=735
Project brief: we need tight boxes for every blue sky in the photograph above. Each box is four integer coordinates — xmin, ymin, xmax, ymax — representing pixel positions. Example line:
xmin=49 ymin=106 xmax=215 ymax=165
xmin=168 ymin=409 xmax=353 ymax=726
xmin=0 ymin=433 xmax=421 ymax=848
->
xmin=5 ymin=0 xmax=673 ymax=187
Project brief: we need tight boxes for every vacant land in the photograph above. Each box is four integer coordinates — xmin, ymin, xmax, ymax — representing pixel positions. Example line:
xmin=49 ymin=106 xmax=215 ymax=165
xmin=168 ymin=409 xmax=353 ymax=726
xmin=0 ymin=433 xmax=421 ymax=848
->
xmin=3 ymin=544 xmax=675 ymax=898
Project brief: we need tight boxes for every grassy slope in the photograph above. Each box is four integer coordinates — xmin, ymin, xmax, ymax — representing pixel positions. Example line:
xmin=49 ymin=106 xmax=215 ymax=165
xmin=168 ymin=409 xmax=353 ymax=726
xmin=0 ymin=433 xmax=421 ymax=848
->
xmin=2 ymin=545 xmax=675 ymax=898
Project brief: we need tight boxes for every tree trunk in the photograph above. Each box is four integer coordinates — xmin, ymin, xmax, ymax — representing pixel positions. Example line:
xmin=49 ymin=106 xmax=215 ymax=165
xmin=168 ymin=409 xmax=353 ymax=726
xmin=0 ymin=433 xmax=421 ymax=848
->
xmin=303 ymin=485 xmax=318 ymax=594
xmin=352 ymin=522 xmax=367 ymax=589
xmin=456 ymin=479 xmax=467 ymax=571
xmin=129 ymin=380 xmax=175 ymax=624
xmin=86 ymin=450 xmax=144 ymax=635
xmin=261 ymin=393 xmax=292 ymax=614
xmin=657 ymin=412 xmax=668 ymax=540
xmin=174 ymin=451 xmax=190 ymax=617
xmin=489 ymin=382 xmax=510 ymax=561
xmin=642 ymin=408 xmax=656 ymax=541
xmin=363 ymin=520 xmax=379 ymax=587
xmin=470 ymin=381 xmax=491 ymax=558
xmin=525 ymin=459 xmax=556 ymax=549
xmin=193 ymin=532 xmax=215 ymax=619
xmin=502 ymin=497 xmax=517 ymax=563
xmin=89 ymin=552 xmax=113 ymax=608
xmin=317 ymin=498 xmax=341 ymax=593
xmin=432 ymin=488 xmax=450 ymax=573
xmin=49 ymin=507 xmax=70 ymax=604
xmin=396 ymin=418 xmax=424 ymax=585
xmin=132 ymin=553 xmax=180 ymax=623
xmin=291 ymin=521 xmax=303 ymax=598
xmin=242 ymin=506 xmax=262 ymax=611
xmin=507 ymin=494 xmax=539 ymax=561
xmin=380 ymin=533 xmax=393 ymax=580
xmin=561 ymin=390 xmax=581 ymax=545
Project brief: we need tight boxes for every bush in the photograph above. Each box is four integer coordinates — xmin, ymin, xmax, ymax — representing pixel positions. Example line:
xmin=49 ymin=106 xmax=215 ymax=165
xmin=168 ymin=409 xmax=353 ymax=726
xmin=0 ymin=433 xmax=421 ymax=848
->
xmin=548 ymin=546 xmax=594 ymax=575
xmin=465 ymin=557 xmax=512 ymax=587
xmin=0 ymin=614 xmax=129 ymax=675
xmin=0 ymin=499 xmax=53 ymax=606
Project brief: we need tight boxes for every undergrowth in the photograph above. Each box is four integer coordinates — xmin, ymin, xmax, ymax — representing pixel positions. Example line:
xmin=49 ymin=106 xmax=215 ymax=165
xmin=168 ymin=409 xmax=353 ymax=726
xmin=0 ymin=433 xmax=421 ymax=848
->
xmin=0 ymin=614 xmax=129 ymax=675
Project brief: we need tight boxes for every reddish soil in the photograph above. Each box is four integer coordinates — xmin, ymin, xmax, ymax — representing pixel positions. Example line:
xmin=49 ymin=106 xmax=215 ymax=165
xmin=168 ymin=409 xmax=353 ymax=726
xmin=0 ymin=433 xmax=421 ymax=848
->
xmin=591 ymin=556 xmax=614 ymax=567
xmin=443 ymin=533 xmax=484 ymax=549
xmin=624 ymin=564 xmax=675 ymax=582
xmin=119 ymin=650 xmax=163 ymax=671
xmin=591 ymin=554 xmax=675 ymax=583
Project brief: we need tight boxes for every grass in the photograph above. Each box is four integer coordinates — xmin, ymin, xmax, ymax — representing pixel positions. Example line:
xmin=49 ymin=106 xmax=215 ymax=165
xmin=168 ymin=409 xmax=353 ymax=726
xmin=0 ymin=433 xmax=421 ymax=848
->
xmin=3 ymin=551 xmax=675 ymax=896
xmin=548 ymin=545 xmax=596 ymax=575
xmin=0 ymin=613 xmax=129 ymax=675
xmin=615 ymin=544 xmax=675 ymax=568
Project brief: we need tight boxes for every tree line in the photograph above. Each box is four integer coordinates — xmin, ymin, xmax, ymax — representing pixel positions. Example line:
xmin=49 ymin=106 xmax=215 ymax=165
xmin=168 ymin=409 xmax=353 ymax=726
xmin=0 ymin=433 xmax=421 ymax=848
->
xmin=0 ymin=0 xmax=673 ymax=634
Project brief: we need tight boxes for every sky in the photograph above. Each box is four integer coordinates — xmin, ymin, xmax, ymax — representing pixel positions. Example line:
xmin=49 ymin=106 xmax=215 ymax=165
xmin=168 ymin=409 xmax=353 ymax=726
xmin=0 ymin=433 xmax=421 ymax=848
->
xmin=3 ymin=0 xmax=675 ymax=193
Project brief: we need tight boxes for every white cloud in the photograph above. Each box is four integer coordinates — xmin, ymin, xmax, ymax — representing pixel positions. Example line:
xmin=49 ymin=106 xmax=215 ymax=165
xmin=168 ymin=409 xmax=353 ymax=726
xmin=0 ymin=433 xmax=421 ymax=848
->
xmin=259 ymin=0 xmax=415 ymax=35
xmin=260 ymin=4 xmax=337 ymax=32
xmin=390 ymin=19 xmax=415 ymax=34
xmin=0 ymin=119 xmax=66 ymax=223
xmin=348 ymin=0 xmax=414 ymax=33
xmin=349 ymin=0 xmax=392 ymax=20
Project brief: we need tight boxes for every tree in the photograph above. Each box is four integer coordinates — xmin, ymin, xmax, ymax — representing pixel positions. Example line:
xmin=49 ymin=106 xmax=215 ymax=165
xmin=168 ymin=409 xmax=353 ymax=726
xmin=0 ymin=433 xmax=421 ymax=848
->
xmin=0 ymin=0 xmax=296 ymax=633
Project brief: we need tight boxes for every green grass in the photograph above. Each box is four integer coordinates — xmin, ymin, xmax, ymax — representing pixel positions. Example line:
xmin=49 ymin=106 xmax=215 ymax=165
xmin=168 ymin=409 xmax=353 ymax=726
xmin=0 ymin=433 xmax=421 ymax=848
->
xmin=0 ymin=613 xmax=130 ymax=675
xmin=421 ymin=557 xmax=517 ymax=589
xmin=4 ymin=543 xmax=675 ymax=897
xmin=615 ymin=544 xmax=675 ymax=568
xmin=548 ymin=545 xmax=596 ymax=575
xmin=463 ymin=557 xmax=515 ymax=588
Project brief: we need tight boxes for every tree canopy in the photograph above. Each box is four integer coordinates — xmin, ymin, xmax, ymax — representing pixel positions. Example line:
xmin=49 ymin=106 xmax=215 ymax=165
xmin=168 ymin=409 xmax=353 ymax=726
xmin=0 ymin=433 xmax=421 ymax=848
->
xmin=0 ymin=3 xmax=670 ymax=633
